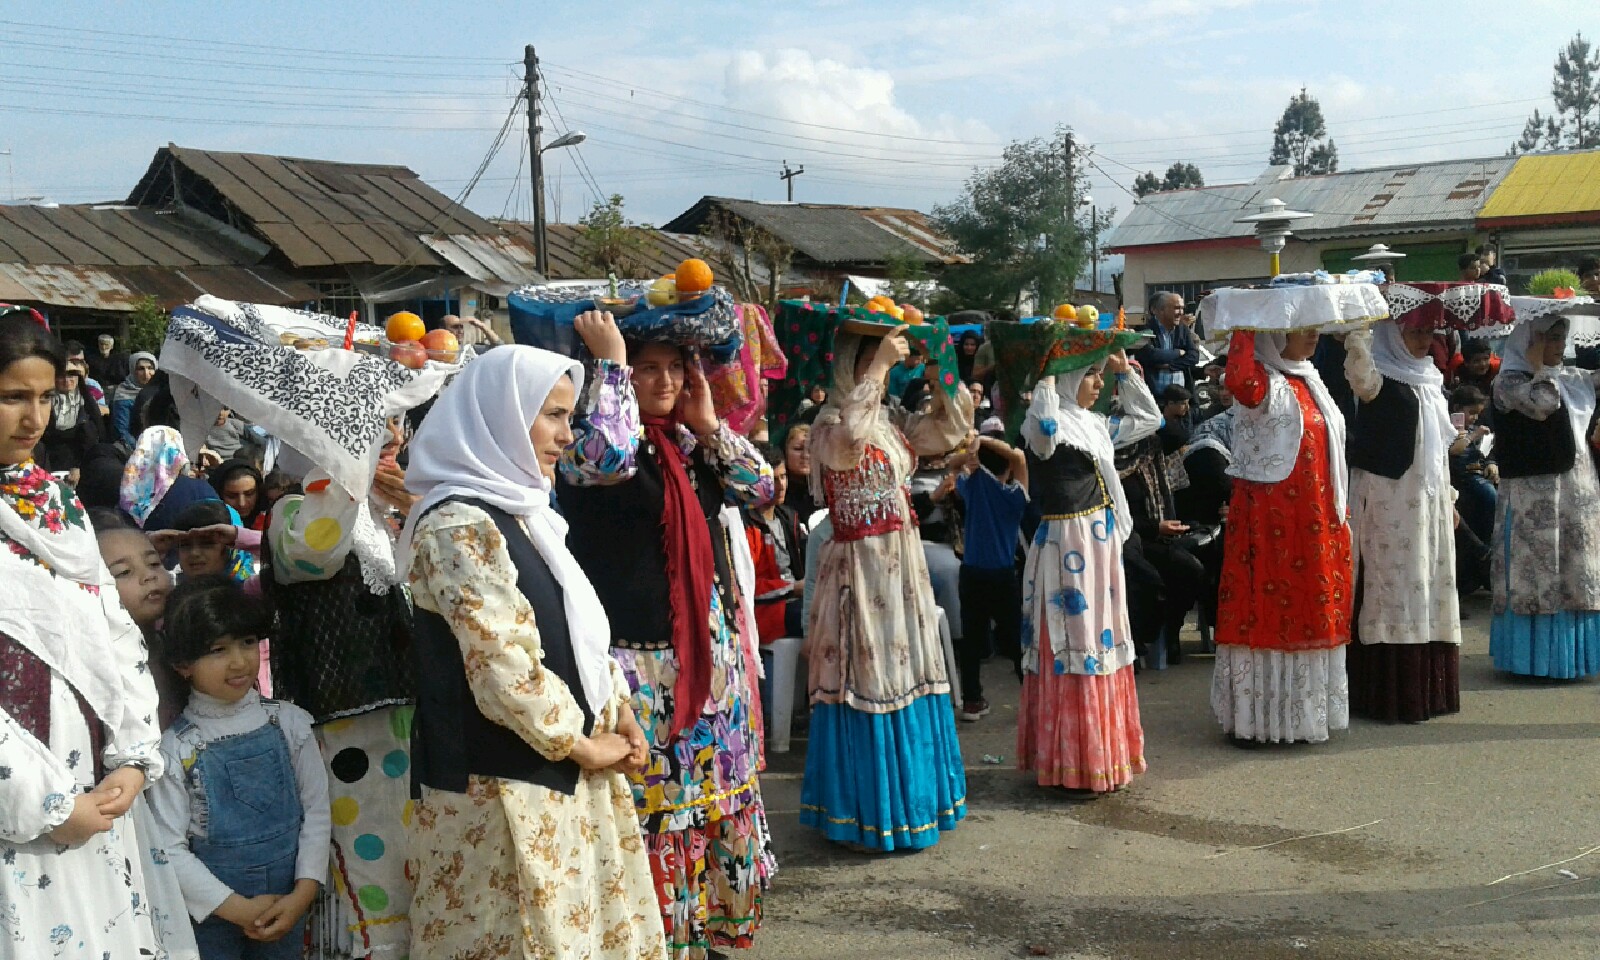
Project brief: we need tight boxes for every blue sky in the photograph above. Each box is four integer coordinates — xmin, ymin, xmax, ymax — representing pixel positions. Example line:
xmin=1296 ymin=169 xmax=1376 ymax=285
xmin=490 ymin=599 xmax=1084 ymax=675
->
xmin=2 ymin=1 xmax=1586 ymax=229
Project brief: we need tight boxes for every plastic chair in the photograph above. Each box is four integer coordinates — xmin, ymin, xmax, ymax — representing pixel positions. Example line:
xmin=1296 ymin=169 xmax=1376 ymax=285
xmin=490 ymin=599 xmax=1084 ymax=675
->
xmin=764 ymin=636 xmax=805 ymax=754
xmin=937 ymin=608 xmax=962 ymax=708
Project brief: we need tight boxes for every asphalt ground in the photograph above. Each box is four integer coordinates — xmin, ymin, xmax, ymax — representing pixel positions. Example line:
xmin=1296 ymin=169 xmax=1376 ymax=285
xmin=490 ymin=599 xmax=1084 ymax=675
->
xmin=743 ymin=591 xmax=1600 ymax=960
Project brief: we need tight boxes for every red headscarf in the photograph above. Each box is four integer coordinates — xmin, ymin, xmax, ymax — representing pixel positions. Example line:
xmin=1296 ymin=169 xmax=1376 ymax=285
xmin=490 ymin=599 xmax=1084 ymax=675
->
xmin=641 ymin=412 xmax=715 ymax=738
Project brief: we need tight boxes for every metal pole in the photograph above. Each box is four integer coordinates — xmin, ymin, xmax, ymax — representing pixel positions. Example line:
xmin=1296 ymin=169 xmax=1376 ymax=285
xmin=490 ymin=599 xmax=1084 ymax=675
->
xmin=1091 ymin=204 xmax=1099 ymax=293
xmin=525 ymin=45 xmax=548 ymax=276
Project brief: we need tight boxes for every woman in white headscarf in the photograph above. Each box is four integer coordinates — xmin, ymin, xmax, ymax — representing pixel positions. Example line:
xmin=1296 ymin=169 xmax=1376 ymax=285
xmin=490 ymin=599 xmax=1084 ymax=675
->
xmin=1016 ymin=341 xmax=1150 ymax=794
xmin=1489 ymin=310 xmax=1600 ymax=678
xmin=803 ymin=326 xmax=973 ymax=851
xmin=1343 ymin=322 xmax=1461 ymax=722
xmin=1212 ymin=328 xmax=1354 ymax=744
xmin=398 ymin=345 xmax=666 ymax=960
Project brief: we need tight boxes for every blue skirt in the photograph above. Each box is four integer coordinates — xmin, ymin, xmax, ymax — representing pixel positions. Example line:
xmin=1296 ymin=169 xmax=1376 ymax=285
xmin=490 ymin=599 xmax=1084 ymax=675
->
xmin=1490 ymin=609 xmax=1600 ymax=679
xmin=799 ymin=693 xmax=967 ymax=851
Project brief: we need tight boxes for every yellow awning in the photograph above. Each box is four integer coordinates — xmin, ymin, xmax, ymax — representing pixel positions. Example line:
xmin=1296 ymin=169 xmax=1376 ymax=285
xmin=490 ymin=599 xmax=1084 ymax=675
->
xmin=1479 ymin=152 xmax=1600 ymax=219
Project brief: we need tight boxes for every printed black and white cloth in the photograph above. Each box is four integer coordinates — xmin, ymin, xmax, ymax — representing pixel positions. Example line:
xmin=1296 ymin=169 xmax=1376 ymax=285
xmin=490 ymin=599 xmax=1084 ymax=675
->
xmin=163 ymin=296 xmax=465 ymax=497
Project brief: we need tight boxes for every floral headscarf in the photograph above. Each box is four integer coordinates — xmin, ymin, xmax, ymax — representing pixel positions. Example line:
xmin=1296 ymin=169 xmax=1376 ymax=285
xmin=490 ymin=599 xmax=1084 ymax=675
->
xmin=120 ymin=426 xmax=189 ymax=527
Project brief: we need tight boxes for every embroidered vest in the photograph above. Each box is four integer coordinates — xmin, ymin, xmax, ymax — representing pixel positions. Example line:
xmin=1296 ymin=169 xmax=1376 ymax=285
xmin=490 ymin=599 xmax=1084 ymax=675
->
xmin=820 ymin=442 xmax=913 ymax=542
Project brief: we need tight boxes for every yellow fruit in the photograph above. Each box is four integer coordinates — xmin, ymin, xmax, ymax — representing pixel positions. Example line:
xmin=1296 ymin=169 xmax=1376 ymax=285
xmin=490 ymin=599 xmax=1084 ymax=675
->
xmin=1078 ymin=305 xmax=1100 ymax=325
xmin=385 ymin=311 xmax=425 ymax=343
xmin=675 ymin=258 xmax=714 ymax=293
xmin=648 ymin=275 xmax=678 ymax=307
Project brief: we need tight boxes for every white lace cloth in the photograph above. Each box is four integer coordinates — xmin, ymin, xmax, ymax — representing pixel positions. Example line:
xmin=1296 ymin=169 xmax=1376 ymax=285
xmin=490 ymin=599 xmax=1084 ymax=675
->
xmin=1211 ymin=645 xmax=1349 ymax=743
xmin=1201 ymin=283 xmax=1389 ymax=335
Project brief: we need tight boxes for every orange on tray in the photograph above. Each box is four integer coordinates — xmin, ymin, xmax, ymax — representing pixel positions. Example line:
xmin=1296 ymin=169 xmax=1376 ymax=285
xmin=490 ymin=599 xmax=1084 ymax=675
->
xmin=901 ymin=304 xmax=925 ymax=325
xmin=675 ymin=258 xmax=714 ymax=293
xmin=1052 ymin=303 xmax=1078 ymax=321
xmin=385 ymin=311 xmax=425 ymax=343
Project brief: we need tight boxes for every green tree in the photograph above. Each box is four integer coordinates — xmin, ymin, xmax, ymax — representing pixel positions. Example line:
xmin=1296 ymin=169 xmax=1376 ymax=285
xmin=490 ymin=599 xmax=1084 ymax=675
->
xmin=1512 ymin=33 xmax=1600 ymax=152
xmin=1269 ymin=88 xmax=1338 ymax=175
xmin=1133 ymin=162 xmax=1205 ymax=197
xmin=575 ymin=194 xmax=659 ymax=279
xmin=882 ymin=251 xmax=931 ymax=308
xmin=932 ymin=128 xmax=1091 ymax=312
xmin=126 ymin=296 xmax=168 ymax=354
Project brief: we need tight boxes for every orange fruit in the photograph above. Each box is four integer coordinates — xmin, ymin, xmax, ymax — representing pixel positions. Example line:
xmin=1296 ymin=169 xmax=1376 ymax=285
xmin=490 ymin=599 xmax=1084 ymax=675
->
xmin=385 ymin=311 xmax=425 ymax=343
xmin=1052 ymin=303 xmax=1078 ymax=321
xmin=901 ymin=304 xmax=925 ymax=325
xmin=863 ymin=296 xmax=890 ymax=312
xmin=675 ymin=258 xmax=714 ymax=293
xmin=886 ymin=304 xmax=905 ymax=321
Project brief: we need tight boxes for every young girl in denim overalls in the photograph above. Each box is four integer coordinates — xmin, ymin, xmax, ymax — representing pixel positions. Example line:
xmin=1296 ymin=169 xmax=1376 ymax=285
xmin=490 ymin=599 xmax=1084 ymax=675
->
xmin=145 ymin=575 xmax=331 ymax=959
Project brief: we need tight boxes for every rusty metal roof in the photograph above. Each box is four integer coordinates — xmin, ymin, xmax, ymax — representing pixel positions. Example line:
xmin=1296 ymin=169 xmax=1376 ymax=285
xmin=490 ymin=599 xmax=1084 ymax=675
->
xmin=662 ymin=197 xmax=964 ymax=267
xmin=0 ymin=262 xmax=318 ymax=312
xmin=127 ymin=145 xmax=500 ymax=270
xmin=1106 ymin=156 xmax=1518 ymax=251
xmin=0 ymin=205 xmax=257 ymax=267
xmin=419 ymin=232 xmax=544 ymax=294
xmin=494 ymin=220 xmax=711 ymax=281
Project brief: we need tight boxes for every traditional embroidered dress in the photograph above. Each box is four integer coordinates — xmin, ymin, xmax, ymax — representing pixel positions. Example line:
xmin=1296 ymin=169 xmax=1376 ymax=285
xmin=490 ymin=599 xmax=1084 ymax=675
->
xmin=1343 ymin=324 xmax=1461 ymax=722
xmin=1016 ymin=367 xmax=1149 ymax=791
xmin=801 ymin=331 xmax=973 ymax=849
xmin=1212 ymin=330 xmax=1354 ymax=743
xmin=0 ymin=460 xmax=194 ymax=959
xmin=559 ymin=360 xmax=776 ymax=960
xmin=398 ymin=348 xmax=666 ymax=960
xmin=1489 ymin=315 xmax=1600 ymax=678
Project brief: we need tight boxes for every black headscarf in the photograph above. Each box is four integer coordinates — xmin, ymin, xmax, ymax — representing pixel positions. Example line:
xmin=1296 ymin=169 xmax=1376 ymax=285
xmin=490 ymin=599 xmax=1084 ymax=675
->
xmin=208 ymin=459 xmax=267 ymax=527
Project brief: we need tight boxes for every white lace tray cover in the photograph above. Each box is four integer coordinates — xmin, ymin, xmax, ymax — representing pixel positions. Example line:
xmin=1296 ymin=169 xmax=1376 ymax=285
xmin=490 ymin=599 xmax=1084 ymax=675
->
xmin=1499 ymin=296 xmax=1600 ymax=348
xmin=1200 ymin=283 xmax=1389 ymax=335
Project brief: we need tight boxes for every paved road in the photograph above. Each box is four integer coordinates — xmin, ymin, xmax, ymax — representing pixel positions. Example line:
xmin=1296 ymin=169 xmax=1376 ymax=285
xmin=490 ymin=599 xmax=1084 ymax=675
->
xmin=745 ymin=592 xmax=1600 ymax=959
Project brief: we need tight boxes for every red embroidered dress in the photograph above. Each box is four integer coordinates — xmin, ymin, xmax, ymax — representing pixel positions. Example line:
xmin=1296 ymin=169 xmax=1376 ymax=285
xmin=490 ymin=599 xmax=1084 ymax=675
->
xmin=1216 ymin=347 xmax=1353 ymax=651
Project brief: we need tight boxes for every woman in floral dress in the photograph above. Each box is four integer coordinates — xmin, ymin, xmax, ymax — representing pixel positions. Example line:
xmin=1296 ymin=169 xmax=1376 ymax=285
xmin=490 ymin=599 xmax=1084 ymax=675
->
xmin=0 ymin=313 xmax=192 ymax=959
xmin=559 ymin=326 xmax=775 ymax=959
xmin=1212 ymin=328 xmax=1354 ymax=744
xmin=1489 ymin=312 xmax=1600 ymax=677
xmin=399 ymin=340 xmax=666 ymax=960
xmin=802 ymin=327 xmax=973 ymax=850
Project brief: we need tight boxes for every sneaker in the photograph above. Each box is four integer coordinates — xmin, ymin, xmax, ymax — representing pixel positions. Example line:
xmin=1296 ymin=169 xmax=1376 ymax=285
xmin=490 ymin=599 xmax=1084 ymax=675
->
xmin=960 ymin=699 xmax=991 ymax=721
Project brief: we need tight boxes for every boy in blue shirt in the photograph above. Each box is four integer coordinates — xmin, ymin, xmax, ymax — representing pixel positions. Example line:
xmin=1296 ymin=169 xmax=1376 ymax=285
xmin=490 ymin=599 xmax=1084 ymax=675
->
xmin=939 ymin=417 xmax=1029 ymax=721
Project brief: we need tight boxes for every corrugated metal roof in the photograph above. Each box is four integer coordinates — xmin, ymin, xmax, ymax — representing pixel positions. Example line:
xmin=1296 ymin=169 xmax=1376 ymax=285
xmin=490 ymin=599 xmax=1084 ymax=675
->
xmin=0 ymin=263 xmax=317 ymax=311
xmin=1106 ymin=156 xmax=1518 ymax=251
xmin=127 ymin=145 xmax=499 ymax=270
xmin=662 ymin=197 xmax=962 ymax=266
xmin=421 ymin=233 xmax=544 ymax=294
xmin=493 ymin=221 xmax=711 ymax=281
xmin=0 ymin=205 xmax=258 ymax=267
xmin=1478 ymin=151 xmax=1600 ymax=219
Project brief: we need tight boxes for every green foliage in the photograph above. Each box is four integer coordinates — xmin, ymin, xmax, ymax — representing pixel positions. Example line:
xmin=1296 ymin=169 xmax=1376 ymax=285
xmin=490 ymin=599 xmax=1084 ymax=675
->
xmin=126 ymin=296 xmax=168 ymax=354
xmin=883 ymin=251 xmax=931 ymax=308
xmin=932 ymin=128 xmax=1091 ymax=313
xmin=1513 ymin=33 xmax=1600 ymax=152
xmin=1528 ymin=268 xmax=1583 ymax=296
xmin=1269 ymin=88 xmax=1338 ymax=175
xmin=1133 ymin=163 xmax=1205 ymax=197
xmin=575 ymin=194 xmax=660 ymax=279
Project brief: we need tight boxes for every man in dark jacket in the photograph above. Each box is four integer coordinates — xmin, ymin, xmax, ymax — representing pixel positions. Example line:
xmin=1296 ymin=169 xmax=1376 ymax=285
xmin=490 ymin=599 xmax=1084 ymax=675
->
xmin=1135 ymin=291 xmax=1198 ymax=397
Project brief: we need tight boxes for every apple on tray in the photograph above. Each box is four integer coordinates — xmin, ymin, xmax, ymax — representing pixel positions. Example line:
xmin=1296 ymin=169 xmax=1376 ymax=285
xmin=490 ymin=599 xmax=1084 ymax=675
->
xmin=388 ymin=340 xmax=428 ymax=370
xmin=420 ymin=328 xmax=461 ymax=363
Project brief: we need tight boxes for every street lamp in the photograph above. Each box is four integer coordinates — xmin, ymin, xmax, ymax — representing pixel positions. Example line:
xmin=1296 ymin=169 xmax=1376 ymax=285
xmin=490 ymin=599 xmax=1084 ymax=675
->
xmin=543 ymin=130 xmax=587 ymax=153
xmin=1234 ymin=198 xmax=1313 ymax=276
xmin=1351 ymin=242 xmax=1406 ymax=282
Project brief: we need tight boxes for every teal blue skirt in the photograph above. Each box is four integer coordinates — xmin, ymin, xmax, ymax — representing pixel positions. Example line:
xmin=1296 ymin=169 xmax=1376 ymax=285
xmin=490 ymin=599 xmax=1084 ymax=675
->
xmin=1490 ymin=609 xmax=1600 ymax=679
xmin=799 ymin=693 xmax=966 ymax=851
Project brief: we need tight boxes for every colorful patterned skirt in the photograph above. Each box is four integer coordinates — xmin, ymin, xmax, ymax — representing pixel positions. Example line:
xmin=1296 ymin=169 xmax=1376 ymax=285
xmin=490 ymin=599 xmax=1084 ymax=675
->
xmin=613 ymin=587 xmax=775 ymax=960
xmin=799 ymin=693 xmax=967 ymax=850
xmin=308 ymin=706 xmax=415 ymax=960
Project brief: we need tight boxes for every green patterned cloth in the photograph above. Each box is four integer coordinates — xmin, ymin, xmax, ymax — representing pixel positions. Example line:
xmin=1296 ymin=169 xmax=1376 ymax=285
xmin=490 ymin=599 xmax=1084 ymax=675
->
xmin=769 ymin=300 xmax=958 ymax=445
xmin=990 ymin=321 xmax=1144 ymax=440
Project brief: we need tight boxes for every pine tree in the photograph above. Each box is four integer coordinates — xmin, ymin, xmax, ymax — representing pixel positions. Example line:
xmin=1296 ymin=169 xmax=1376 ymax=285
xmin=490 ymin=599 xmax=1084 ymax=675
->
xmin=1512 ymin=33 xmax=1600 ymax=152
xmin=1269 ymin=88 xmax=1338 ymax=176
xmin=1133 ymin=163 xmax=1204 ymax=198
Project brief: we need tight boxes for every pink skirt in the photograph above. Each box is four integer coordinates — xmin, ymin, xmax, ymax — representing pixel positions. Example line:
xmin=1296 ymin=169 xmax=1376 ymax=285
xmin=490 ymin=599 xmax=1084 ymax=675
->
xmin=1017 ymin=666 xmax=1146 ymax=792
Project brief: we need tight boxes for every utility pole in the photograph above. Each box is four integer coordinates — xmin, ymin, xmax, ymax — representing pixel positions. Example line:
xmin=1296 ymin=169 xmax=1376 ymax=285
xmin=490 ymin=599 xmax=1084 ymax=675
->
xmin=525 ymin=45 xmax=548 ymax=276
xmin=779 ymin=161 xmax=804 ymax=201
